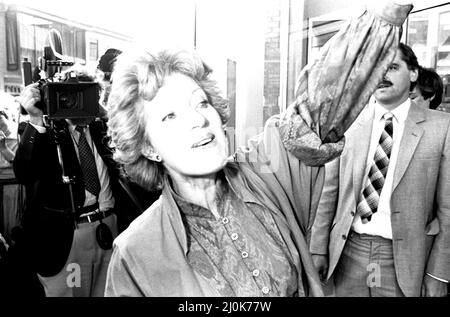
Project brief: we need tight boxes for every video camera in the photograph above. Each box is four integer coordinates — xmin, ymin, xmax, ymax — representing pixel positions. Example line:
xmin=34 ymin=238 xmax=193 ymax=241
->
xmin=22 ymin=29 xmax=100 ymax=120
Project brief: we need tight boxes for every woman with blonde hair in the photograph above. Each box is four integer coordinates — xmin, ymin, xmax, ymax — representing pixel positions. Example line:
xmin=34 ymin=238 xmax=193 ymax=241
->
xmin=105 ymin=2 xmax=412 ymax=297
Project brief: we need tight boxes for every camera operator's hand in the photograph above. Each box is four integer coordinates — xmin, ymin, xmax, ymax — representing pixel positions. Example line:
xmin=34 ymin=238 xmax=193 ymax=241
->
xmin=20 ymin=82 xmax=44 ymax=126
xmin=0 ymin=130 xmax=14 ymax=162
xmin=0 ymin=131 xmax=7 ymax=150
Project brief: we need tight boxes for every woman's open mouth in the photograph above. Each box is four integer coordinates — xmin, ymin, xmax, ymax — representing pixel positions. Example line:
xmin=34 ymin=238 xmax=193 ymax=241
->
xmin=192 ymin=133 xmax=216 ymax=148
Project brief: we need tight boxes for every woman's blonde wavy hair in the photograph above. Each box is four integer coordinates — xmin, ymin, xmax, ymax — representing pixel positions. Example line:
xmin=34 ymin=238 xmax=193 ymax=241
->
xmin=107 ymin=50 xmax=229 ymax=191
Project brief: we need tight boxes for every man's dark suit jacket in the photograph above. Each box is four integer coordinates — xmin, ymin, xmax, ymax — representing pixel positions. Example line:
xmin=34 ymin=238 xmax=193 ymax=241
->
xmin=13 ymin=119 xmax=158 ymax=277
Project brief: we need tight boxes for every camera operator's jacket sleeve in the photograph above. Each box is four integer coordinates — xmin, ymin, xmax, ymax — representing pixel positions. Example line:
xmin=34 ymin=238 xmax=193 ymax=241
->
xmin=14 ymin=123 xmax=55 ymax=184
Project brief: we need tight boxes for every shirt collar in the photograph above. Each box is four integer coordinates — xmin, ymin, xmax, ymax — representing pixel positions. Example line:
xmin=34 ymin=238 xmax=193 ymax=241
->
xmin=374 ymin=98 xmax=411 ymax=124
xmin=66 ymin=120 xmax=92 ymax=134
xmin=223 ymin=163 xmax=269 ymax=207
xmin=167 ymin=172 xmax=231 ymax=219
xmin=67 ymin=124 xmax=77 ymax=134
xmin=68 ymin=123 xmax=88 ymax=134
xmin=164 ymin=164 xmax=263 ymax=218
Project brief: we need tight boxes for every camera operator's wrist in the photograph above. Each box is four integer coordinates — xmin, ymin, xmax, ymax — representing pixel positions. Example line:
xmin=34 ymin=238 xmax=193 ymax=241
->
xmin=0 ymin=147 xmax=14 ymax=162
xmin=29 ymin=115 xmax=44 ymax=127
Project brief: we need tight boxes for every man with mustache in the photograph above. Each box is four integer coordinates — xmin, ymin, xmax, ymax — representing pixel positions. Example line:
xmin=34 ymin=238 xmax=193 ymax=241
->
xmin=310 ymin=43 xmax=450 ymax=297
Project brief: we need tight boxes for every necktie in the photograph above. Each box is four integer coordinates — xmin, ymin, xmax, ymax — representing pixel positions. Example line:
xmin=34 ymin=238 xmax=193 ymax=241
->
xmin=356 ymin=113 xmax=394 ymax=223
xmin=75 ymin=126 xmax=101 ymax=197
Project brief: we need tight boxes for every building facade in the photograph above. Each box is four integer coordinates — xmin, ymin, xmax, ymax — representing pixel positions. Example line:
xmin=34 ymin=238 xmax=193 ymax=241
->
xmin=1 ymin=0 xmax=448 ymax=148
xmin=300 ymin=0 xmax=450 ymax=111
xmin=0 ymin=2 xmax=132 ymax=96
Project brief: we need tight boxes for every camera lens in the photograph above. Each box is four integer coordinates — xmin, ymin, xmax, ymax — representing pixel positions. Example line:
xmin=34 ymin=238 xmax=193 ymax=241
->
xmin=57 ymin=92 xmax=80 ymax=110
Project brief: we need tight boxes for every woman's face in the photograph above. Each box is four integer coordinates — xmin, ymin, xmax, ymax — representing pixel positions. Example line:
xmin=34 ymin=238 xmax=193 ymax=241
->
xmin=143 ymin=73 xmax=228 ymax=178
xmin=410 ymin=86 xmax=431 ymax=109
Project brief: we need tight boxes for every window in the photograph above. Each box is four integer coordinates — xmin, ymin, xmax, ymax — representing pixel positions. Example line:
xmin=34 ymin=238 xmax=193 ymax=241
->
xmin=17 ymin=13 xmax=52 ymax=68
xmin=406 ymin=5 xmax=450 ymax=74
xmin=75 ymin=30 xmax=86 ymax=61
xmin=437 ymin=11 xmax=450 ymax=75
xmin=5 ymin=11 xmax=20 ymax=71
xmin=307 ymin=19 xmax=344 ymax=64
xmin=89 ymin=40 xmax=99 ymax=62
xmin=406 ymin=4 xmax=450 ymax=110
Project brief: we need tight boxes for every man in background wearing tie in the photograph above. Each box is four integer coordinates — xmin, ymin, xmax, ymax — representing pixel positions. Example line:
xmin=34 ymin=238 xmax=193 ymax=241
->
xmin=310 ymin=43 xmax=450 ymax=297
xmin=13 ymin=63 xmax=145 ymax=296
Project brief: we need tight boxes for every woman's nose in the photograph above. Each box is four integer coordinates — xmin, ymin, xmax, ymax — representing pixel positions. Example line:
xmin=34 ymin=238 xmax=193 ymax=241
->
xmin=188 ymin=108 xmax=208 ymax=129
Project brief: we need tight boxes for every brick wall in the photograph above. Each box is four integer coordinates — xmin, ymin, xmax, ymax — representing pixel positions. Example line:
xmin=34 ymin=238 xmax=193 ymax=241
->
xmin=263 ymin=0 xmax=281 ymax=124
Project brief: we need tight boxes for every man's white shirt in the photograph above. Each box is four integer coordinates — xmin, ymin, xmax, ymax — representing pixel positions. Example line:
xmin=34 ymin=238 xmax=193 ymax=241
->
xmin=351 ymin=98 xmax=410 ymax=240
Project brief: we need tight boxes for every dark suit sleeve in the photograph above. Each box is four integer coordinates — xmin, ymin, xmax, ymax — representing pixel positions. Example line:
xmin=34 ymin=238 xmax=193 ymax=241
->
xmin=13 ymin=123 xmax=54 ymax=184
xmin=426 ymin=119 xmax=450 ymax=281
xmin=12 ymin=123 xmax=76 ymax=277
xmin=309 ymin=157 xmax=340 ymax=255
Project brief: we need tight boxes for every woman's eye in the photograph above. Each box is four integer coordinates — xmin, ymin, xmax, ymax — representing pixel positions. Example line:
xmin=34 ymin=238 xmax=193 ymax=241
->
xmin=196 ymin=100 xmax=208 ymax=109
xmin=162 ymin=112 xmax=176 ymax=121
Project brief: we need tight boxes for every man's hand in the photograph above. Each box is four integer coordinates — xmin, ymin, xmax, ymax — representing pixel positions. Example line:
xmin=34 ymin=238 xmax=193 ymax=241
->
xmin=19 ymin=83 xmax=44 ymax=126
xmin=312 ymin=254 xmax=329 ymax=282
xmin=421 ymin=274 xmax=448 ymax=297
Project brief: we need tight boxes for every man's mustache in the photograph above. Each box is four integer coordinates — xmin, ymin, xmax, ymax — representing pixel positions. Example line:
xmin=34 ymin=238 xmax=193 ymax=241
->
xmin=377 ymin=80 xmax=393 ymax=89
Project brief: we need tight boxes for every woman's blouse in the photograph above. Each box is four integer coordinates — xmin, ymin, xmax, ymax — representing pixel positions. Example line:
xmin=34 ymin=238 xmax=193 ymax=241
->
xmin=172 ymin=181 xmax=298 ymax=297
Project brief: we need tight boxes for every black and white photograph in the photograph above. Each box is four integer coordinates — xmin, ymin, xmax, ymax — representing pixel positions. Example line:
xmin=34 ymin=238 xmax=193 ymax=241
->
xmin=0 ymin=0 xmax=449 ymax=304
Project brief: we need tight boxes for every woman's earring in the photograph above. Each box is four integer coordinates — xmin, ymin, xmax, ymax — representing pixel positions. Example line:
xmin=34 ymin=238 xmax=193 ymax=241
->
xmin=150 ymin=153 xmax=162 ymax=162
xmin=143 ymin=147 xmax=162 ymax=162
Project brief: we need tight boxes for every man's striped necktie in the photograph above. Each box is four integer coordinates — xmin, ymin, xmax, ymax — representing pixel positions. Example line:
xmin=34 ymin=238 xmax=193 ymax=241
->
xmin=356 ymin=113 xmax=394 ymax=223
xmin=75 ymin=125 xmax=101 ymax=197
